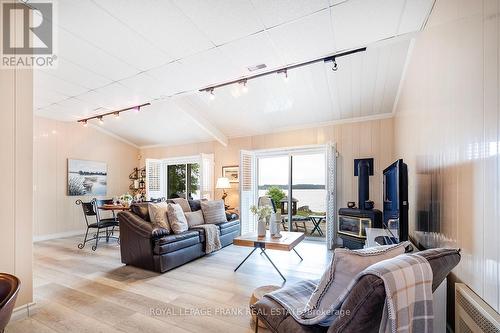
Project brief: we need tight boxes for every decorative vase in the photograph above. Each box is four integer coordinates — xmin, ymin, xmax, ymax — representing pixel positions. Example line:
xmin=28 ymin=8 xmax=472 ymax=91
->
xmin=272 ymin=212 xmax=282 ymax=238
xmin=257 ymin=218 xmax=267 ymax=237
xmin=269 ymin=212 xmax=277 ymax=235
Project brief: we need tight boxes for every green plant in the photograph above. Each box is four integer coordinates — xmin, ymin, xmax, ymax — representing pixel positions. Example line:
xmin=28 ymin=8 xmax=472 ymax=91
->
xmin=250 ymin=205 xmax=272 ymax=220
xmin=266 ymin=186 xmax=286 ymax=208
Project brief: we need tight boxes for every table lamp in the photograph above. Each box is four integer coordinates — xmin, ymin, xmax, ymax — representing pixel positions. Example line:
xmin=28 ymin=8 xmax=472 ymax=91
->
xmin=216 ymin=177 xmax=231 ymax=204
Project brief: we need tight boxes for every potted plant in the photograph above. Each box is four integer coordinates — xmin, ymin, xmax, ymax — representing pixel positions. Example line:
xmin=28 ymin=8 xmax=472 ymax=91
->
xmin=119 ymin=193 xmax=133 ymax=208
xmin=250 ymin=205 xmax=272 ymax=237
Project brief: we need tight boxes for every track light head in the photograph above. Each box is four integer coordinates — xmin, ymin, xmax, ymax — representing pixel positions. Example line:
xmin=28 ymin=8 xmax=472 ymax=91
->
xmin=98 ymin=116 xmax=104 ymax=124
xmin=278 ymin=69 xmax=289 ymax=82
xmin=240 ymin=80 xmax=248 ymax=93
xmin=331 ymin=58 xmax=338 ymax=71
xmin=114 ymin=112 xmax=120 ymax=118
xmin=81 ymin=120 xmax=88 ymax=127
xmin=209 ymin=88 xmax=215 ymax=100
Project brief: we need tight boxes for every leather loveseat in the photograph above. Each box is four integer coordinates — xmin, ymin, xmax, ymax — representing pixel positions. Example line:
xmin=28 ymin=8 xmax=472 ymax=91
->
xmin=117 ymin=200 xmax=240 ymax=273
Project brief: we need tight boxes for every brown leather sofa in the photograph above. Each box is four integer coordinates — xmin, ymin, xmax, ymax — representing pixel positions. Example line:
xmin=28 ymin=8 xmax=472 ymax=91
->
xmin=0 ymin=273 xmax=20 ymax=333
xmin=252 ymin=248 xmax=460 ymax=333
xmin=118 ymin=200 xmax=240 ymax=273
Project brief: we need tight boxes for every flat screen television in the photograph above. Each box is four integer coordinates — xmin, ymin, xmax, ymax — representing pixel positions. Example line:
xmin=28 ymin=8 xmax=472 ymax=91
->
xmin=383 ymin=159 xmax=409 ymax=242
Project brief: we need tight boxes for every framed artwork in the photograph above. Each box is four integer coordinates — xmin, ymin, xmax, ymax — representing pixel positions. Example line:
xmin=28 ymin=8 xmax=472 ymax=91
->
xmin=68 ymin=159 xmax=107 ymax=196
xmin=222 ymin=165 xmax=239 ymax=183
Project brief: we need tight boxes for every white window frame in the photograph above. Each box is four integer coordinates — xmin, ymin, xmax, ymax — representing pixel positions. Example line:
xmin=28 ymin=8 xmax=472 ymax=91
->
xmin=145 ymin=154 xmax=214 ymax=201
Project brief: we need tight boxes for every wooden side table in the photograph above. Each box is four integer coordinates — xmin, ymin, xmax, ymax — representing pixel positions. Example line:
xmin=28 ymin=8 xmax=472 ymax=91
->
xmin=249 ymin=285 xmax=280 ymax=328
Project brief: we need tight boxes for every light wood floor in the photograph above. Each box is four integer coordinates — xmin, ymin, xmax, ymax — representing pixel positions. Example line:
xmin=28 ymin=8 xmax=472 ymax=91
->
xmin=7 ymin=236 xmax=332 ymax=333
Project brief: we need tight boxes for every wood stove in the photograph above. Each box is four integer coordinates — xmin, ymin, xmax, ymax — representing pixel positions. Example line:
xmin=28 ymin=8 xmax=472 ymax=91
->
xmin=338 ymin=158 xmax=382 ymax=249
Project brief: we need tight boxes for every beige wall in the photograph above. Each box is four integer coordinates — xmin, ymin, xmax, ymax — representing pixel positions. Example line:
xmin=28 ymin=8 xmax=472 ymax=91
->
xmin=34 ymin=117 xmax=139 ymax=239
xmin=140 ymin=117 xmax=394 ymax=213
xmin=394 ymin=0 xmax=500 ymax=315
xmin=0 ymin=69 xmax=33 ymax=306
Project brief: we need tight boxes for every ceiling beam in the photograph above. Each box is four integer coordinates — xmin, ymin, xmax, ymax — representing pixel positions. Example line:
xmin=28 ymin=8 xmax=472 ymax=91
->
xmin=174 ymin=99 xmax=228 ymax=147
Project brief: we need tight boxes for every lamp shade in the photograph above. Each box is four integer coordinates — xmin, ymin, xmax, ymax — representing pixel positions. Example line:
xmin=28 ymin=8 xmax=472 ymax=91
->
xmin=216 ymin=177 xmax=231 ymax=189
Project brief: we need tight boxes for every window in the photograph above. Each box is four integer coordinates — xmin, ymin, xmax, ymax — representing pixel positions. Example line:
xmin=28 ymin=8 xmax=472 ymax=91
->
xmin=167 ymin=163 xmax=200 ymax=199
xmin=145 ymin=154 xmax=214 ymax=201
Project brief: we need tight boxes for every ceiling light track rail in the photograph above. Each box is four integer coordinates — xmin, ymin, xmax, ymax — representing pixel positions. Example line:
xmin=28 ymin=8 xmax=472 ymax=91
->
xmin=77 ymin=103 xmax=151 ymax=126
xmin=199 ymin=47 xmax=367 ymax=93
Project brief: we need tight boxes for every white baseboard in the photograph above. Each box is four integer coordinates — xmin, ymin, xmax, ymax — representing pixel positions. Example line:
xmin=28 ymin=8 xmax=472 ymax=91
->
xmin=33 ymin=229 xmax=86 ymax=242
xmin=10 ymin=302 xmax=36 ymax=321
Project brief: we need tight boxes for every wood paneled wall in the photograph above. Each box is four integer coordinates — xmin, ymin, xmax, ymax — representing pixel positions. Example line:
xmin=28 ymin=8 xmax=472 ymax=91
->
xmin=140 ymin=117 xmax=394 ymax=214
xmin=394 ymin=0 xmax=500 ymax=315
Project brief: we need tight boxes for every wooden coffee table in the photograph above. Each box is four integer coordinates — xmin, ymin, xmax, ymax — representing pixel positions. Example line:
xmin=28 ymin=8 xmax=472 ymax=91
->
xmin=233 ymin=231 xmax=305 ymax=281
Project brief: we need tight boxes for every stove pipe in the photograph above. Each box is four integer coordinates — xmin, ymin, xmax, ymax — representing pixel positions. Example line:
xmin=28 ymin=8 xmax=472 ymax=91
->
xmin=358 ymin=160 xmax=369 ymax=210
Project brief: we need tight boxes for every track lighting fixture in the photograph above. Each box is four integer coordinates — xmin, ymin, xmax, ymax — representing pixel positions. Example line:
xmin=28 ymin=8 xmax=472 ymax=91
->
xmin=240 ymin=80 xmax=248 ymax=93
xmin=76 ymin=103 xmax=150 ymax=126
xmin=278 ymin=69 xmax=288 ymax=82
xmin=331 ymin=58 xmax=338 ymax=71
xmin=200 ymin=47 xmax=365 ymax=94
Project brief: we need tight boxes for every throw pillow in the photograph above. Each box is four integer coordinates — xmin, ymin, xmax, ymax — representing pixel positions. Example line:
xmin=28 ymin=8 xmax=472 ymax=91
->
xmin=167 ymin=203 xmax=189 ymax=234
xmin=302 ymin=241 xmax=410 ymax=319
xmin=200 ymin=200 xmax=227 ymax=224
xmin=171 ymin=198 xmax=192 ymax=213
xmin=185 ymin=210 xmax=205 ymax=227
xmin=147 ymin=202 xmax=171 ymax=233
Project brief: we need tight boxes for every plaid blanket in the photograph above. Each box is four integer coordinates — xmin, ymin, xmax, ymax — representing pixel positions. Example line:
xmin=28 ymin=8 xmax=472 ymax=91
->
xmin=363 ymin=253 xmax=434 ymax=333
xmin=264 ymin=253 xmax=433 ymax=330
xmin=265 ymin=280 xmax=327 ymax=325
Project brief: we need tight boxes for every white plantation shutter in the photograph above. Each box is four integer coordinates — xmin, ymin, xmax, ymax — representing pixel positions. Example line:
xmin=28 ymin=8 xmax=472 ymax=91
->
xmin=240 ymin=150 xmax=257 ymax=235
xmin=200 ymin=153 xmax=214 ymax=200
xmin=145 ymin=159 xmax=164 ymax=199
xmin=325 ymin=143 xmax=337 ymax=250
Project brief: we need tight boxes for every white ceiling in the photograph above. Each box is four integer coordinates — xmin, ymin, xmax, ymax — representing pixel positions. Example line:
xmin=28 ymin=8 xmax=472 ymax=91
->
xmin=33 ymin=0 xmax=435 ymax=147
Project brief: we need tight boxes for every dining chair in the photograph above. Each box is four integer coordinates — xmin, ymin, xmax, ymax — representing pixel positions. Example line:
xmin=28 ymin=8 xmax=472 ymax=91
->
xmin=76 ymin=199 xmax=119 ymax=251
xmin=94 ymin=198 xmax=120 ymax=240
xmin=0 ymin=273 xmax=20 ymax=333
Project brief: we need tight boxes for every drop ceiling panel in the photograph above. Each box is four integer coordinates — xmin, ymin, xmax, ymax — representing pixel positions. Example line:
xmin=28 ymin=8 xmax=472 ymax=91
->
xmin=93 ymin=0 xmax=214 ymax=60
xmin=91 ymin=101 xmax=214 ymax=147
xmin=267 ymin=10 xmax=335 ymax=64
xmin=34 ymin=89 xmax=70 ymax=109
xmin=173 ymin=0 xmax=265 ymax=45
xmin=331 ymin=0 xmax=405 ymax=51
xmin=119 ymin=73 xmax=171 ymax=101
xmin=58 ymin=0 xmax=169 ymax=70
xmin=251 ymin=0 xmax=329 ymax=28
xmin=218 ymin=33 xmax=285 ymax=75
xmin=398 ymin=0 xmax=435 ymax=35
xmin=58 ymin=30 xmax=139 ymax=81
xmin=40 ymin=58 xmax=112 ymax=90
xmin=77 ymin=82 xmax=146 ymax=110
xmin=34 ymin=70 xmax=88 ymax=97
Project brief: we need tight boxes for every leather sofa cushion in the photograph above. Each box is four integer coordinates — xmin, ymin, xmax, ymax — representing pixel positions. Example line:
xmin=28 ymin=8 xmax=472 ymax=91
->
xmin=130 ymin=203 xmax=150 ymax=222
xmin=216 ymin=220 xmax=239 ymax=230
xmin=153 ymin=230 xmax=201 ymax=255
xmin=216 ymin=220 xmax=240 ymax=236
xmin=252 ymin=248 xmax=460 ymax=333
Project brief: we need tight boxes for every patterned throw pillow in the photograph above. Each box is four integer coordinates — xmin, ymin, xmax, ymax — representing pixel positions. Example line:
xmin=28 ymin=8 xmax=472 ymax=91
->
xmin=200 ymin=200 xmax=227 ymax=224
xmin=147 ymin=202 xmax=171 ymax=233
xmin=171 ymin=198 xmax=192 ymax=213
xmin=167 ymin=203 xmax=189 ymax=234
xmin=302 ymin=241 xmax=411 ymax=319
xmin=185 ymin=210 xmax=205 ymax=227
